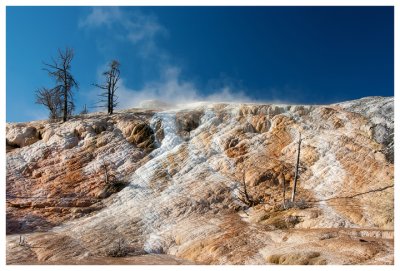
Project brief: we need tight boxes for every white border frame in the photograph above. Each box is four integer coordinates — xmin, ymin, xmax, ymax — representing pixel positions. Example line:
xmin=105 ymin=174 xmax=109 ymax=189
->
xmin=1 ymin=1 xmax=397 ymax=271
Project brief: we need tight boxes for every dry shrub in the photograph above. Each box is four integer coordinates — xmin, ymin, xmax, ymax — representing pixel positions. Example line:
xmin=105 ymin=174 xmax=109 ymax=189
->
xmin=285 ymin=215 xmax=301 ymax=227
xmin=295 ymin=199 xmax=310 ymax=209
xmin=105 ymin=238 xmax=129 ymax=257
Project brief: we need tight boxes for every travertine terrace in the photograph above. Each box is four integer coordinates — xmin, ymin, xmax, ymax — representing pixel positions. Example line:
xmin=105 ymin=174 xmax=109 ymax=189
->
xmin=6 ymin=96 xmax=394 ymax=264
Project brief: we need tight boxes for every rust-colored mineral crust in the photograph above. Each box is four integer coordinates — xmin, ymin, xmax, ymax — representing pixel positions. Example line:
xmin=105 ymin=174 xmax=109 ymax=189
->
xmin=6 ymin=97 xmax=393 ymax=264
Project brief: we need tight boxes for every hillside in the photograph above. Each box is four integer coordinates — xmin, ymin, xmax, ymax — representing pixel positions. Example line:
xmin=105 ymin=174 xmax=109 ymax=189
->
xmin=6 ymin=96 xmax=394 ymax=264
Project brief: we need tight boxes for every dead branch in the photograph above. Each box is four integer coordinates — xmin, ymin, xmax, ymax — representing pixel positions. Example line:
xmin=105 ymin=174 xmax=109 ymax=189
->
xmin=291 ymin=132 xmax=302 ymax=202
xmin=39 ymin=47 xmax=78 ymax=122
xmin=237 ymin=171 xmax=260 ymax=207
xmin=94 ymin=60 xmax=120 ymax=115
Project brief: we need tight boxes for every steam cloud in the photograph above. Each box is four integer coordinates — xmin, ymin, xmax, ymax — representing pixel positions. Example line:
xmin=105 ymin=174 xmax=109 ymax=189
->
xmin=115 ymin=67 xmax=252 ymax=109
xmin=81 ymin=7 xmax=255 ymax=111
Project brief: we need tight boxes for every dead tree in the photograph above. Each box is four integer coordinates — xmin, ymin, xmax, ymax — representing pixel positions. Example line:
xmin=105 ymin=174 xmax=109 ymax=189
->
xmin=80 ymin=104 xmax=88 ymax=115
xmin=19 ymin=235 xmax=29 ymax=247
xmin=98 ymin=160 xmax=128 ymax=198
xmin=101 ymin=160 xmax=116 ymax=185
xmin=43 ymin=48 xmax=78 ymax=122
xmin=94 ymin=60 xmax=120 ymax=115
xmin=35 ymin=87 xmax=62 ymax=120
xmin=278 ymin=172 xmax=286 ymax=208
xmin=238 ymin=171 xmax=259 ymax=207
xmin=291 ymin=132 xmax=302 ymax=202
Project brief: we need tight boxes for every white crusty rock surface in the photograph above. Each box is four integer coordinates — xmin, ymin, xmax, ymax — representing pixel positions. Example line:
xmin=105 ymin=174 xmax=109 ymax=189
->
xmin=6 ymin=97 xmax=394 ymax=264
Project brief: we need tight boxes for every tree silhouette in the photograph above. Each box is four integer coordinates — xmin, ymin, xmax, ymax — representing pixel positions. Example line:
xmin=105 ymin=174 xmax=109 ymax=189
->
xmin=291 ymin=132 xmax=302 ymax=202
xmin=94 ymin=60 xmax=120 ymax=115
xmin=42 ymin=47 xmax=78 ymax=122
xmin=35 ymin=87 xmax=62 ymax=120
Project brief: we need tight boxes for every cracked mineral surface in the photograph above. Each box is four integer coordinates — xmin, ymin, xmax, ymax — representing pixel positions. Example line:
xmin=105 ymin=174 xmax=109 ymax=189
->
xmin=6 ymin=96 xmax=394 ymax=264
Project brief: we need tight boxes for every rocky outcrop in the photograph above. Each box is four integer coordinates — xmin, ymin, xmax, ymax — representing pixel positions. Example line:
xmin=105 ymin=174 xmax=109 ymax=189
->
xmin=119 ymin=122 xmax=156 ymax=149
xmin=337 ymin=96 xmax=394 ymax=163
xmin=6 ymin=97 xmax=394 ymax=264
xmin=176 ymin=110 xmax=203 ymax=139
xmin=6 ymin=124 xmax=42 ymax=150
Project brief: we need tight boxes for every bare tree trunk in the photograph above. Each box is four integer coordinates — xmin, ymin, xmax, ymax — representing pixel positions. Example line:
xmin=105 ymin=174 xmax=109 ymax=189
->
xmin=108 ymin=77 xmax=112 ymax=114
xmin=94 ymin=60 xmax=120 ymax=115
xmin=42 ymin=48 xmax=77 ymax=122
xmin=242 ymin=172 xmax=251 ymax=204
xmin=63 ymin=88 xmax=68 ymax=122
xmin=102 ymin=160 xmax=109 ymax=184
xmin=291 ymin=132 xmax=302 ymax=202
xmin=62 ymin=59 xmax=69 ymax=122
xmin=280 ymin=173 xmax=286 ymax=208
xmin=237 ymin=170 xmax=257 ymax=207
xmin=110 ymin=91 xmax=113 ymax=115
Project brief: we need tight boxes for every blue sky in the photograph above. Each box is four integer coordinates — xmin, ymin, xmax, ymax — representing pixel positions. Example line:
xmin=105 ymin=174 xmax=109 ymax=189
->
xmin=6 ymin=6 xmax=394 ymax=122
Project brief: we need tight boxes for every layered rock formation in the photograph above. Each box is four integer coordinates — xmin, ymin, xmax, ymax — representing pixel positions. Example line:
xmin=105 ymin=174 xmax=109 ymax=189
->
xmin=6 ymin=97 xmax=394 ymax=264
